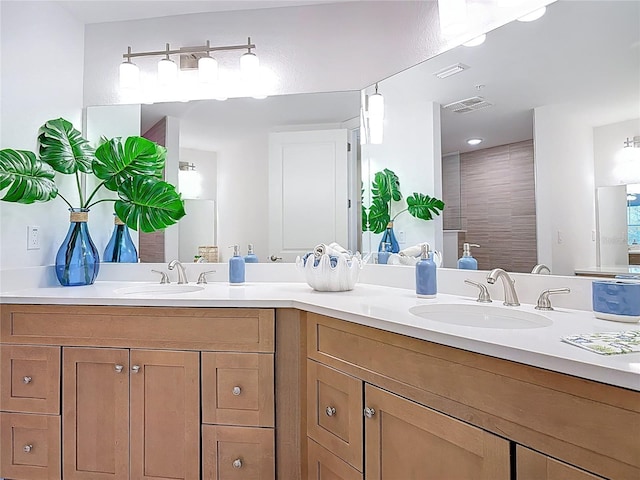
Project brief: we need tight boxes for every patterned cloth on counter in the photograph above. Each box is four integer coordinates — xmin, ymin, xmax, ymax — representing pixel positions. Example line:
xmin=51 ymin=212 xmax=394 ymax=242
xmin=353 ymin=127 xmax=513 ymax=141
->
xmin=561 ymin=330 xmax=640 ymax=355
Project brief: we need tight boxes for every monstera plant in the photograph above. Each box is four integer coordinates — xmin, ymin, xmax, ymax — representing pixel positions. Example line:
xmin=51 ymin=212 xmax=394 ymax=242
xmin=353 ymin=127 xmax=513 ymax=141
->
xmin=362 ymin=168 xmax=444 ymax=253
xmin=0 ymin=118 xmax=185 ymax=285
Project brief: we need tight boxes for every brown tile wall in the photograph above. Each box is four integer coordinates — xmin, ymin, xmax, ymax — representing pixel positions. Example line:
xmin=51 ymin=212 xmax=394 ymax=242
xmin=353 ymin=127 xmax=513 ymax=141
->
xmin=457 ymin=140 xmax=537 ymax=273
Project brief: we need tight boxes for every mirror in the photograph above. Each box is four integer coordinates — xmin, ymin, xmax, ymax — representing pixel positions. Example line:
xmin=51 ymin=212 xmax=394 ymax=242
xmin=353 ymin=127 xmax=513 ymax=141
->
xmin=86 ymin=91 xmax=361 ymax=263
xmin=361 ymin=0 xmax=640 ymax=275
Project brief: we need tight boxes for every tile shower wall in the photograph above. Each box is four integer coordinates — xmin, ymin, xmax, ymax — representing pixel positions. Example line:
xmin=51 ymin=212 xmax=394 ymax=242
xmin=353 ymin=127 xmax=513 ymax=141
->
xmin=447 ymin=140 xmax=537 ymax=273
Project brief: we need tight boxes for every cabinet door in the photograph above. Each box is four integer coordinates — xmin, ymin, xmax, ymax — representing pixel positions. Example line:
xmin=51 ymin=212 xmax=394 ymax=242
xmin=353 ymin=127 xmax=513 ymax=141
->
xmin=63 ymin=347 xmax=129 ymax=479
xmin=130 ymin=349 xmax=200 ymax=480
xmin=307 ymin=439 xmax=363 ymax=480
xmin=307 ymin=360 xmax=363 ymax=471
xmin=517 ymin=445 xmax=602 ymax=480
xmin=202 ymin=352 xmax=274 ymax=427
xmin=364 ymin=384 xmax=510 ymax=480
xmin=0 ymin=345 xmax=60 ymax=414
xmin=202 ymin=425 xmax=274 ymax=480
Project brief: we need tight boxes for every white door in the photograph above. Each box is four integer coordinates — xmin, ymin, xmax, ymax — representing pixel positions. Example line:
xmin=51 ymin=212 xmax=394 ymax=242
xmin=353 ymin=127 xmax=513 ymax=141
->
xmin=268 ymin=129 xmax=349 ymax=262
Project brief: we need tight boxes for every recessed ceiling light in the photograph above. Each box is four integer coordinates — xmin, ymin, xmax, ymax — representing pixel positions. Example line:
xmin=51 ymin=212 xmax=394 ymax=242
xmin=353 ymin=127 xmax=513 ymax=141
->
xmin=467 ymin=138 xmax=483 ymax=146
xmin=463 ymin=34 xmax=486 ymax=47
xmin=517 ymin=7 xmax=546 ymax=22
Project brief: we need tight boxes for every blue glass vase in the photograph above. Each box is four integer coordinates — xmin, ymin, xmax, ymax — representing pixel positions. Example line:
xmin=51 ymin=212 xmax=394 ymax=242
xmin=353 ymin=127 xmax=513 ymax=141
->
xmin=55 ymin=208 xmax=100 ymax=286
xmin=378 ymin=222 xmax=400 ymax=253
xmin=103 ymin=215 xmax=138 ymax=263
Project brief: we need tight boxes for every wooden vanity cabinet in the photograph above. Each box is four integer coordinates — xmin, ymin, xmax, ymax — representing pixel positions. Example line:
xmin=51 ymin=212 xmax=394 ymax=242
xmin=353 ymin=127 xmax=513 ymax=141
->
xmin=306 ymin=312 xmax=640 ymax=480
xmin=0 ymin=304 xmax=276 ymax=480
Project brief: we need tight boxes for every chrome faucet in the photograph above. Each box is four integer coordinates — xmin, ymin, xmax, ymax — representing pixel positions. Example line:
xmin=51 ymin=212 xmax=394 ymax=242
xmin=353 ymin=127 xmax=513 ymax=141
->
xmin=486 ymin=268 xmax=520 ymax=306
xmin=168 ymin=260 xmax=188 ymax=284
xmin=531 ymin=264 xmax=551 ymax=275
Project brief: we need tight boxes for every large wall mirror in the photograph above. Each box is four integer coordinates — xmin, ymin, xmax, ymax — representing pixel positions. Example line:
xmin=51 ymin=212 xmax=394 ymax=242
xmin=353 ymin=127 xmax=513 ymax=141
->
xmin=361 ymin=0 xmax=640 ymax=276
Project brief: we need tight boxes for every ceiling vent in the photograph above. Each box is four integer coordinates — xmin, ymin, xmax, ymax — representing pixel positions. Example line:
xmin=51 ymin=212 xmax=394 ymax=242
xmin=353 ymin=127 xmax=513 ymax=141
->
xmin=434 ymin=63 xmax=469 ymax=79
xmin=442 ymin=96 xmax=493 ymax=114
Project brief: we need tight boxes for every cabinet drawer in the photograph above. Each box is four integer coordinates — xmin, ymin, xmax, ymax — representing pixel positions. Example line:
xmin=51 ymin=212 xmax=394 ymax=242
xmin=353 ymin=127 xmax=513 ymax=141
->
xmin=1 ymin=305 xmax=274 ymax=352
xmin=202 ymin=425 xmax=274 ymax=480
xmin=202 ymin=352 xmax=274 ymax=427
xmin=307 ymin=360 xmax=363 ymax=471
xmin=0 ymin=345 xmax=60 ymax=414
xmin=307 ymin=439 xmax=363 ymax=480
xmin=0 ymin=412 xmax=61 ymax=480
xmin=517 ymin=445 xmax=602 ymax=480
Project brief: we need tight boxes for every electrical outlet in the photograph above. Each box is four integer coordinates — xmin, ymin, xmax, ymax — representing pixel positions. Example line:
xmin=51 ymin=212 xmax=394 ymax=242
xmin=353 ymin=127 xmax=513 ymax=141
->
xmin=27 ymin=225 xmax=40 ymax=250
xmin=398 ymin=230 xmax=406 ymax=244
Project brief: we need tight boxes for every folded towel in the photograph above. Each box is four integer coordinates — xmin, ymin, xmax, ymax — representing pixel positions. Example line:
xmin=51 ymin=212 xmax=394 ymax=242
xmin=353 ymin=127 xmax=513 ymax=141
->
xmin=328 ymin=242 xmax=351 ymax=255
xmin=399 ymin=243 xmax=429 ymax=257
xmin=314 ymin=243 xmax=351 ymax=258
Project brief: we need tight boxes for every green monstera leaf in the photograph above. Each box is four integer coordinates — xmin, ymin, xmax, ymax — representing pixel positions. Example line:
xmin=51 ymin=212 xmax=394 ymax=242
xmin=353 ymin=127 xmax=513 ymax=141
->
xmin=93 ymin=137 xmax=166 ymax=191
xmin=38 ymin=118 xmax=95 ymax=174
xmin=406 ymin=193 xmax=445 ymax=221
xmin=0 ymin=149 xmax=58 ymax=204
xmin=367 ymin=196 xmax=391 ymax=234
xmin=115 ymin=176 xmax=185 ymax=233
xmin=371 ymin=168 xmax=402 ymax=204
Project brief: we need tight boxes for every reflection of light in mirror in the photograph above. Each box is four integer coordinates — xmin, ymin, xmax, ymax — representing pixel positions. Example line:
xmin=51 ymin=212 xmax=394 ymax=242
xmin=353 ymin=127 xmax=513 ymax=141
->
xmin=179 ymin=170 xmax=203 ymax=199
xmin=466 ymin=138 xmax=482 ymax=146
xmin=517 ymin=6 xmax=546 ymax=22
xmin=438 ymin=0 xmax=469 ymax=37
xmin=463 ymin=34 xmax=486 ymax=47
xmin=614 ymin=147 xmax=640 ymax=184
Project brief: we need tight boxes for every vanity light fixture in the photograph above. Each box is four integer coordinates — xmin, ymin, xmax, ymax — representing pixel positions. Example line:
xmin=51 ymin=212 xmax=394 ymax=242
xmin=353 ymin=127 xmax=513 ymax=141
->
xmin=178 ymin=162 xmax=202 ymax=198
xmin=624 ymin=136 xmax=640 ymax=148
xmin=467 ymin=138 xmax=483 ymax=146
xmin=367 ymin=83 xmax=384 ymax=145
xmin=119 ymin=38 xmax=258 ymax=89
xmin=179 ymin=162 xmax=196 ymax=171
xmin=517 ymin=7 xmax=547 ymax=22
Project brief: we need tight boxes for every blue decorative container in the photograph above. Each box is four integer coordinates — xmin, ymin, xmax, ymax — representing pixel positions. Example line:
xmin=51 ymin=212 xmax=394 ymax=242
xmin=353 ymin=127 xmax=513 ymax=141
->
xmin=103 ymin=215 xmax=138 ymax=263
xmin=592 ymin=280 xmax=640 ymax=323
xmin=55 ymin=208 xmax=100 ymax=286
xmin=379 ymin=222 xmax=400 ymax=253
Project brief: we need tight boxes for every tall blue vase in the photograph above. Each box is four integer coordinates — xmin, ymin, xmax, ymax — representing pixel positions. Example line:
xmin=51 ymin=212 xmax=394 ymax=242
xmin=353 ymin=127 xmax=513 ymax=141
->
xmin=103 ymin=215 xmax=138 ymax=263
xmin=55 ymin=208 xmax=100 ymax=286
xmin=378 ymin=221 xmax=400 ymax=253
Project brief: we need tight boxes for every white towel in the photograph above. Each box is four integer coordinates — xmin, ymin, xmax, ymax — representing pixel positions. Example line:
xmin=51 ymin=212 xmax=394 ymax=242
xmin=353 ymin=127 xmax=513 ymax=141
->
xmin=314 ymin=243 xmax=350 ymax=258
xmin=399 ymin=243 xmax=429 ymax=257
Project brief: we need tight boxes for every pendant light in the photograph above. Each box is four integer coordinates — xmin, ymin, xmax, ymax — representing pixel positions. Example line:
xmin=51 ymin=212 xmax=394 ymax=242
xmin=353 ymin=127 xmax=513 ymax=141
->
xmin=198 ymin=41 xmax=218 ymax=84
xmin=368 ymin=83 xmax=384 ymax=145
xmin=119 ymin=47 xmax=140 ymax=89
xmin=157 ymin=43 xmax=178 ymax=86
xmin=240 ymin=37 xmax=259 ymax=80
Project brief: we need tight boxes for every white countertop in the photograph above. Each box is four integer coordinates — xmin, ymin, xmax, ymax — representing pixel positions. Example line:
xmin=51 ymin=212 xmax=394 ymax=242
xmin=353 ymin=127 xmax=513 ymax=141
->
xmin=2 ymin=279 xmax=639 ymax=391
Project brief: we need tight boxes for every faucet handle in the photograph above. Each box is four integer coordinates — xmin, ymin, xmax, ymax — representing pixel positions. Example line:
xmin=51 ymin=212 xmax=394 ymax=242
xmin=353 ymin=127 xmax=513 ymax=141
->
xmin=197 ymin=271 xmax=217 ymax=284
xmin=151 ymin=270 xmax=170 ymax=284
xmin=464 ymin=279 xmax=492 ymax=303
xmin=535 ymin=288 xmax=570 ymax=311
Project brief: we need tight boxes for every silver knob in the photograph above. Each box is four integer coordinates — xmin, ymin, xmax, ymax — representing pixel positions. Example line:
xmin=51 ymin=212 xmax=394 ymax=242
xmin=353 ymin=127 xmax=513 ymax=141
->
xmin=114 ymin=365 xmax=124 ymax=373
xmin=151 ymin=269 xmax=170 ymax=284
xmin=232 ymin=386 xmax=242 ymax=396
xmin=232 ymin=458 xmax=242 ymax=469
xmin=325 ymin=406 xmax=336 ymax=417
xmin=23 ymin=376 xmax=32 ymax=384
xmin=269 ymin=255 xmax=282 ymax=262
xmin=23 ymin=444 xmax=33 ymax=453
xmin=364 ymin=407 xmax=376 ymax=419
xmin=197 ymin=270 xmax=216 ymax=284
xmin=131 ymin=365 xmax=140 ymax=373
xmin=535 ymin=287 xmax=571 ymax=311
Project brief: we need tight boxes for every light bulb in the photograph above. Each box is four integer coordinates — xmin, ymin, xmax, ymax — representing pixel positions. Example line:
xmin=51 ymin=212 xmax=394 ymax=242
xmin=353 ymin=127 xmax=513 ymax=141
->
xmin=368 ymin=92 xmax=384 ymax=119
xmin=158 ymin=58 xmax=178 ymax=86
xmin=119 ymin=61 xmax=139 ymax=89
xmin=438 ymin=0 xmax=469 ymax=37
xmin=240 ymin=52 xmax=259 ymax=79
xmin=467 ymin=138 xmax=483 ymax=146
xmin=517 ymin=7 xmax=546 ymax=22
xmin=198 ymin=56 xmax=218 ymax=84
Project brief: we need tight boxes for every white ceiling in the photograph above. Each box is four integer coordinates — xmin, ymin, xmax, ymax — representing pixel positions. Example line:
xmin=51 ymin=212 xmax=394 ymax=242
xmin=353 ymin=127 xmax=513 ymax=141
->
xmin=55 ymin=0 xmax=354 ymax=24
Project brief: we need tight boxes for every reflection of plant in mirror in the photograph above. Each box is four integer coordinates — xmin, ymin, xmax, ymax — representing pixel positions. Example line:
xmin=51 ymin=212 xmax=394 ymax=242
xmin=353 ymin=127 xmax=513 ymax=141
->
xmin=362 ymin=168 xmax=445 ymax=234
xmin=0 ymin=118 xmax=185 ymax=232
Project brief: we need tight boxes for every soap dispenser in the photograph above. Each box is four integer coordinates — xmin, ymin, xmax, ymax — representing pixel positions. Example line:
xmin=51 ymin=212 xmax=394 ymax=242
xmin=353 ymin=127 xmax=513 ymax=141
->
xmin=229 ymin=245 xmax=246 ymax=285
xmin=457 ymin=243 xmax=480 ymax=270
xmin=416 ymin=244 xmax=437 ymax=298
xmin=244 ymin=243 xmax=259 ymax=263
xmin=378 ymin=242 xmax=390 ymax=265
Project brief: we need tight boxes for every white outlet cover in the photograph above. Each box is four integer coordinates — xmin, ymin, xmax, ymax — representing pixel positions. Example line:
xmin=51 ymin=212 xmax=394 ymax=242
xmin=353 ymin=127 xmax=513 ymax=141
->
xmin=27 ymin=225 xmax=40 ymax=250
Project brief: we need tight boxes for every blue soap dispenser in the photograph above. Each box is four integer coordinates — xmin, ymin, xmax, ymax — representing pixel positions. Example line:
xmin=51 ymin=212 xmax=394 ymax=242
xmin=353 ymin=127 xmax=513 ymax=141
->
xmin=244 ymin=243 xmax=259 ymax=263
xmin=229 ymin=245 xmax=245 ymax=285
xmin=457 ymin=243 xmax=480 ymax=270
xmin=378 ymin=242 xmax=390 ymax=265
xmin=416 ymin=244 xmax=437 ymax=298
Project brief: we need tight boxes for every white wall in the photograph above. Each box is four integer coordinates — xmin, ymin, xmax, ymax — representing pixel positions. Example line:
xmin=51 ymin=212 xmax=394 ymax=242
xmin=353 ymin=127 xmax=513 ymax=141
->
xmin=0 ymin=1 xmax=85 ymax=270
xmin=594 ymin=118 xmax=640 ymax=187
xmin=534 ymin=105 xmax=597 ymax=275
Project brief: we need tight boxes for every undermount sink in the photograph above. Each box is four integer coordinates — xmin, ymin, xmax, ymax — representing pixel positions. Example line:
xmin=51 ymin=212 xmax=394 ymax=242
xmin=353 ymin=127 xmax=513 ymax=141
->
xmin=409 ymin=304 xmax=552 ymax=329
xmin=114 ymin=284 xmax=205 ymax=296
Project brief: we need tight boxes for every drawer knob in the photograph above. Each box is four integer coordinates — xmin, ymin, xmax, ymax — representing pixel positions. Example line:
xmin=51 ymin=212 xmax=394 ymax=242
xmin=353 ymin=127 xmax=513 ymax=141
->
xmin=23 ymin=376 xmax=32 ymax=384
xmin=232 ymin=386 xmax=242 ymax=396
xmin=325 ymin=406 xmax=336 ymax=417
xmin=131 ymin=365 xmax=141 ymax=374
xmin=114 ymin=365 xmax=124 ymax=373
xmin=23 ymin=444 xmax=33 ymax=453
xmin=232 ymin=458 xmax=242 ymax=469
xmin=364 ymin=407 xmax=376 ymax=419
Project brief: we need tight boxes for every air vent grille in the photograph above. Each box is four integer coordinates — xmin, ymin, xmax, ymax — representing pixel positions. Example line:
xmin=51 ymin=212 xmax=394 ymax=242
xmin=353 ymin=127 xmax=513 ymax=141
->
xmin=442 ymin=96 xmax=493 ymax=114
